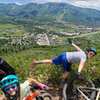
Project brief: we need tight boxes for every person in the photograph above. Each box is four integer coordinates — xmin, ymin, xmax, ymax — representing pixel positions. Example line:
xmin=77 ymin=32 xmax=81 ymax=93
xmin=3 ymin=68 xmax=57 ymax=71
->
xmin=0 ymin=74 xmax=20 ymax=100
xmin=0 ymin=76 xmax=48 ymax=100
xmin=23 ymin=83 xmax=41 ymax=100
xmin=23 ymin=88 xmax=39 ymax=100
xmin=0 ymin=58 xmax=19 ymax=100
xmin=20 ymin=78 xmax=48 ymax=100
xmin=30 ymin=42 xmax=97 ymax=80
xmin=0 ymin=58 xmax=16 ymax=80
xmin=0 ymin=58 xmax=47 ymax=100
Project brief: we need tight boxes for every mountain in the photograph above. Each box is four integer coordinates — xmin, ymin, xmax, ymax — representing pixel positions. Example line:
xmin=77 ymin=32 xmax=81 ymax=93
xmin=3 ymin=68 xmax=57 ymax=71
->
xmin=0 ymin=3 xmax=100 ymax=26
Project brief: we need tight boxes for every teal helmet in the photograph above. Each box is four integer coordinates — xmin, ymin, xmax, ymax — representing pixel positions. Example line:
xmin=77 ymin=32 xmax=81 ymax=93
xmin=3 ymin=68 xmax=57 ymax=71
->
xmin=0 ymin=75 xmax=20 ymax=100
xmin=0 ymin=75 xmax=19 ymax=89
xmin=89 ymin=47 xmax=97 ymax=55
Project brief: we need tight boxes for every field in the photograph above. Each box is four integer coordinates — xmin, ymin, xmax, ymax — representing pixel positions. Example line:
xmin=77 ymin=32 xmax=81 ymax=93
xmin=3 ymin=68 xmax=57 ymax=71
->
xmin=0 ymin=22 xmax=100 ymax=87
xmin=0 ymin=23 xmax=25 ymax=36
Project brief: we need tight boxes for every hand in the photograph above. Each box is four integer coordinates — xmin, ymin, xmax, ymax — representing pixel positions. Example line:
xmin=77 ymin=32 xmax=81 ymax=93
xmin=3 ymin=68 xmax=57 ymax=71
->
xmin=75 ymin=72 xmax=85 ymax=80
xmin=38 ymin=83 xmax=49 ymax=90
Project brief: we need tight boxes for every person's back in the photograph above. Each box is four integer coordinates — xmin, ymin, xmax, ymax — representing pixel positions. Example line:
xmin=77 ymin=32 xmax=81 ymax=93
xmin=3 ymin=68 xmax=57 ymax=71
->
xmin=20 ymin=78 xmax=48 ymax=100
xmin=0 ymin=58 xmax=16 ymax=80
xmin=66 ymin=51 xmax=86 ymax=63
xmin=23 ymin=91 xmax=39 ymax=100
xmin=20 ymin=80 xmax=31 ymax=100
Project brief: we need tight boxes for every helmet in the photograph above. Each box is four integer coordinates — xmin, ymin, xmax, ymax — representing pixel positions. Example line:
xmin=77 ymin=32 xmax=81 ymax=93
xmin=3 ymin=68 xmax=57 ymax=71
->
xmin=0 ymin=75 xmax=19 ymax=89
xmin=89 ymin=47 xmax=97 ymax=55
xmin=0 ymin=75 xmax=20 ymax=100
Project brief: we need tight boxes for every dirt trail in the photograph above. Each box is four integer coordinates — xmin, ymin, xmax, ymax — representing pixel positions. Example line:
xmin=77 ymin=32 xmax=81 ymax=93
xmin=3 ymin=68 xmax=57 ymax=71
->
xmin=47 ymin=84 xmax=61 ymax=100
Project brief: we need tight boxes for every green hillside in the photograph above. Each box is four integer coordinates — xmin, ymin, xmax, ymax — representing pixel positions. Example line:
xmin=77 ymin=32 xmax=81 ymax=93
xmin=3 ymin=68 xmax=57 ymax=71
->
xmin=1 ymin=34 xmax=100 ymax=84
xmin=0 ymin=23 xmax=25 ymax=36
xmin=0 ymin=2 xmax=100 ymax=87
xmin=0 ymin=3 xmax=100 ymax=26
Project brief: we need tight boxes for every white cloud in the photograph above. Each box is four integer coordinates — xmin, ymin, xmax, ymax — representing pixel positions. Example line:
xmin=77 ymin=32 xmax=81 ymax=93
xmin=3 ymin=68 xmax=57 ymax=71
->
xmin=32 ymin=0 xmax=100 ymax=10
xmin=61 ymin=0 xmax=100 ymax=10
xmin=32 ymin=0 xmax=60 ymax=3
xmin=30 ymin=0 xmax=100 ymax=10
xmin=73 ymin=1 xmax=93 ymax=7
xmin=15 ymin=2 xmax=22 ymax=5
xmin=0 ymin=0 xmax=100 ymax=10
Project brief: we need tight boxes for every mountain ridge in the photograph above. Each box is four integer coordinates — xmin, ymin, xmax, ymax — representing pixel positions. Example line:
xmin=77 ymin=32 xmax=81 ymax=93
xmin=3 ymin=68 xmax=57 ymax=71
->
xmin=0 ymin=2 xmax=100 ymax=26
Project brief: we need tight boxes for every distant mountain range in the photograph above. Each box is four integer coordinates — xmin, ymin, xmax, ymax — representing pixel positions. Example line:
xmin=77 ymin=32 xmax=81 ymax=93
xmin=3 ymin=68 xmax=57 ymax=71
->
xmin=0 ymin=3 xmax=100 ymax=26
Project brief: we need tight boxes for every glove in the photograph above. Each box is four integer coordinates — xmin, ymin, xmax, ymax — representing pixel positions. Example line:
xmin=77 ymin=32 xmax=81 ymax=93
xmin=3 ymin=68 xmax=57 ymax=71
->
xmin=75 ymin=72 xmax=85 ymax=81
xmin=37 ymin=83 xmax=49 ymax=90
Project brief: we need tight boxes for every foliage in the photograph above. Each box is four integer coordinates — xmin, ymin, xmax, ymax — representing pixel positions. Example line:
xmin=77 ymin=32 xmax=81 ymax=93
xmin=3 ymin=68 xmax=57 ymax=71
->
xmin=0 ymin=3 xmax=100 ymax=86
xmin=0 ymin=23 xmax=25 ymax=36
xmin=0 ymin=3 xmax=100 ymax=26
xmin=0 ymin=43 xmax=99 ymax=85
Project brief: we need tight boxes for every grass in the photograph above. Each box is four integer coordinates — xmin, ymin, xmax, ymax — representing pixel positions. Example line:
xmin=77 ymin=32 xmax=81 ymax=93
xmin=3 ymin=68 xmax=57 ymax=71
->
xmin=1 ymin=44 xmax=100 ymax=84
xmin=0 ymin=23 xmax=100 ymax=85
xmin=1 ymin=46 xmax=63 ymax=81
xmin=0 ymin=23 xmax=25 ymax=36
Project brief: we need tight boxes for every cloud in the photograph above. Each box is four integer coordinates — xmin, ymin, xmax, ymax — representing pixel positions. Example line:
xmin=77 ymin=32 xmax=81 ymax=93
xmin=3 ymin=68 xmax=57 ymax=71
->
xmin=0 ymin=0 xmax=60 ymax=4
xmin=0 ymin=0 xmax=100 ymax=10
xmin=0 ymin=0 xmax=32 ymax=4
xmin=32 ymin=0 xmax=60 ymax=3
xmin=62 ymin=0 xmax=100 ymax=10
xmin=15 ymin=2 xmax=22 ymax=5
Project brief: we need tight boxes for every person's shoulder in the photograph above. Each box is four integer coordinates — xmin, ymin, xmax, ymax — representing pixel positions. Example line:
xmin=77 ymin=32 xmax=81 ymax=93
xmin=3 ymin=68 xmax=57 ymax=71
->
xmin=79 ymin=50 xmax=85 ymax=53
xmin=20 ymin=80 xmax=30 ymax=88
xmin=77 ymin=48 xmax=83 ymax=52
xmin=80 ymin=51 xmax=87 ymax=61
xmin=80 ymin=51 xmax=86 ymax=56
xmin=20 ymin=80 xmax=31 ymax=100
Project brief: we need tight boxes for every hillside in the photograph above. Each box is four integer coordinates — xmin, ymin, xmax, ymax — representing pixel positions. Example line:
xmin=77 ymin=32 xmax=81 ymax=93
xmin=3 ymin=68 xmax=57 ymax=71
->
xmin=0 ymin=3 xmax=100 ymax=26
xmin=0 ymin=2 xmax=100 ymax=89
xmin=0 ymin=31 xmax=100 ymax=81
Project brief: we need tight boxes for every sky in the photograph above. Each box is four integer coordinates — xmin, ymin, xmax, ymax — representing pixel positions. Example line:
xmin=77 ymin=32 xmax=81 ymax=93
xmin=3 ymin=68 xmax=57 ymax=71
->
xmin=0 ymin=0 xmax=100 ymax=10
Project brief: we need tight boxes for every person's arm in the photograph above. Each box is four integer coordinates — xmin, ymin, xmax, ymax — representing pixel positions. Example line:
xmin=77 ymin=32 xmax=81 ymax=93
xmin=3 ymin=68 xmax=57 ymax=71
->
xmin=62 ymin=71 xmax=69 ymax=80
xmin=72 ymin=43 xmax=82 ymax=51
xmin=27 ymin=78 xmax=48 ymax=89
xmin=78 ymin=60 xmax=85 ymax=73
xmin=27 ymin=78 xmax=41 ymax=85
